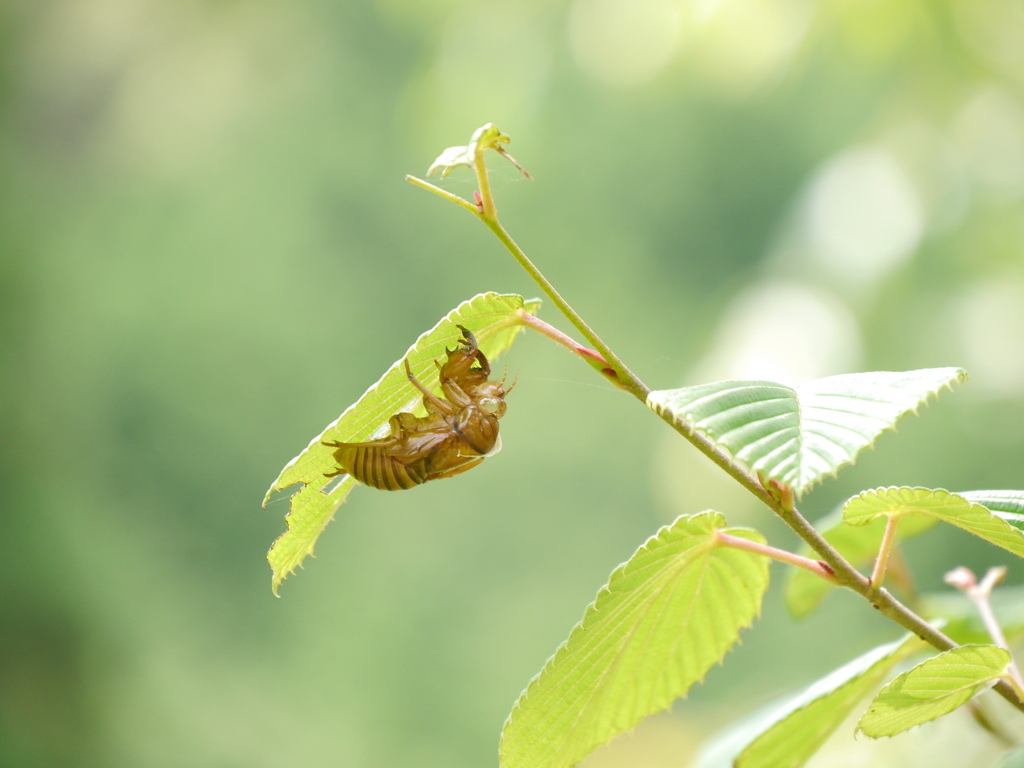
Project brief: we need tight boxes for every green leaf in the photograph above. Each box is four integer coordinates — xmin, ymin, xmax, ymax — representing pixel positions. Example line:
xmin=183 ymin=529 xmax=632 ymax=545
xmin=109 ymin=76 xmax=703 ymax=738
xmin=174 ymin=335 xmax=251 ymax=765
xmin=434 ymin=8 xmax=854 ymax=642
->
xmin=499 ymin=512 xmax=769 ymax=768
xmin=858 ymin=645 xmax=1013 ymax=738
xmin=921 ymin=584 xmax=1024 ymax=645
xmin=647 ymin=368 xmax=966 ymax=499
xmin=959 ymin=490 xmax=1024 ymax=531
xmin=696 ymin=634 xmax=923 ymax=768
xmin=426 ymin=123 xmax=529 ymax=179
xmin=785 ymin=509 xmax=935 ymax=619
xmin=843 ymin=487 xmax=1024 ymax=560
xmin=263 ymin=292 xmax=540 ymax=594
xmin=426 ymin=144 xmax=474 ymax=178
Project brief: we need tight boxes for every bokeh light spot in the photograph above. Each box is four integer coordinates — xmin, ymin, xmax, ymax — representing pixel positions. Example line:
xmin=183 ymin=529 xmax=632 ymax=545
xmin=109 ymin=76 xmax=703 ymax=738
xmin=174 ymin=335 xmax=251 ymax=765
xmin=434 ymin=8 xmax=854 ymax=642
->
xmin=952 ymin=0 xmax=1024 ymax=79
xmin=956 ymin=279 xmax=1024 ymax=398
xmin=687 ymin=0 xmax=811 ymax=96
xmin=692 ymin=281 xmax=862 ymax=387
xmin=405 ymin=4 xmax=550 ymax=151
xmin=951 ymin=87 xmax=1024 ymax=201
xmin=806 ymin=147 xmax=923 ymax=285
xmin=569 ymin=0 xmax=681 ymax=87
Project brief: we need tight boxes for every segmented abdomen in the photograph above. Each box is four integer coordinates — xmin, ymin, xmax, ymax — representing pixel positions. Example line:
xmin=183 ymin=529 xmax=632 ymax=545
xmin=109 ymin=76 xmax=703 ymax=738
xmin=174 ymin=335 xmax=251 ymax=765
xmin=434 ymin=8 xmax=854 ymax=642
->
xmin=334 ymin=445 xmax=427 ymax=491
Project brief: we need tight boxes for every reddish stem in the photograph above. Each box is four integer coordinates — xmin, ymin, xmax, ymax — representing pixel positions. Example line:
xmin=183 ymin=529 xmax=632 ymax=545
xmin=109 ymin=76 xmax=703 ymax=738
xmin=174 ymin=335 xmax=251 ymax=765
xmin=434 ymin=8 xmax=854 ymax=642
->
xmin=715 ymin=531 xmax=840 ymax=584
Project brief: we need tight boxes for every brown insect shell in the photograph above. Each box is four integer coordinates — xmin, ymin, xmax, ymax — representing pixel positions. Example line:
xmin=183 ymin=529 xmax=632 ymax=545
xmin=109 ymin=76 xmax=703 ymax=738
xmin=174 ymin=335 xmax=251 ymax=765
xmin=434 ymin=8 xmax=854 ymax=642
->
xmin=438 ymin=329 xmax=491 ymax=386
xmin=449 ymin=379 xmax=507 ymax=455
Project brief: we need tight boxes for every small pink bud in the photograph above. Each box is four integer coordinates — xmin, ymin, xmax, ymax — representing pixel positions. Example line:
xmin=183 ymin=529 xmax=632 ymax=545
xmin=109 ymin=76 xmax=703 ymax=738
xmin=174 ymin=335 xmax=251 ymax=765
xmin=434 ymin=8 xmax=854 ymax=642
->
xmin=944 ymin=566 xmax=977 ymax=591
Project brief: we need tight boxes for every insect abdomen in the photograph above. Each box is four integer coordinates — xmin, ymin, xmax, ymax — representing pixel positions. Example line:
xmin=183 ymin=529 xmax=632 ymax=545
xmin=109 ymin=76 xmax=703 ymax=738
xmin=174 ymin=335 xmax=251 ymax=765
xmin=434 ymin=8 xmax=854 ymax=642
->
xmin=335 ymin=445 xmax=427 ymax=491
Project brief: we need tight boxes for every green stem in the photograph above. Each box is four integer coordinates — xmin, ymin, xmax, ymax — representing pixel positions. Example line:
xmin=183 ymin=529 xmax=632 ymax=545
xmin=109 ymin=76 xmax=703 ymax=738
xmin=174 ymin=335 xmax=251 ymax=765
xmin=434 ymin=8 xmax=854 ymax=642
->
xmin=405 ymin=175 xmax=479 ymax=215
xmin=409 ymin=143 xmax=1024 ymax=714
xmin=1007 ymin=674 xmax=1024 ymax=704
xmin=482 ymin=218 xmax=649 ymax=401
xmin=501 ymin=235 xmax=1022 ymax=714
xmin=473 ymin=140 xmax=498 ymax=220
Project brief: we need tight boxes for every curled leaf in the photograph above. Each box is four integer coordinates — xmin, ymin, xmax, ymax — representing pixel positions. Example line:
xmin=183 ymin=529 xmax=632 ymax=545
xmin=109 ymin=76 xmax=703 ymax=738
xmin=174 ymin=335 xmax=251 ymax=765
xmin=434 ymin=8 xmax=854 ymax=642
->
xmin=263 ymin=292 xmax=539 ymax=594
xmin=427 ymin=123 xmax=531 ymax=179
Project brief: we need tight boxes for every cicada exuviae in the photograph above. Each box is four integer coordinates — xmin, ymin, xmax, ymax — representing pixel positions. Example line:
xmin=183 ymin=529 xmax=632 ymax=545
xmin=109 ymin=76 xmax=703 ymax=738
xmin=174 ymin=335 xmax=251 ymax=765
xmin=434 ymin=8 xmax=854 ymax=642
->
xmin=323 ymin=326 xmax=514 ymax=490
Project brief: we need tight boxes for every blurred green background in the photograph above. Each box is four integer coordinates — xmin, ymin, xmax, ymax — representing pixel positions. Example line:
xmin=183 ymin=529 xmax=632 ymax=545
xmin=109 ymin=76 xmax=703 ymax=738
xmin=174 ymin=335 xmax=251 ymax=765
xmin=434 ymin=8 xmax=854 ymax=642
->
xmin=2 ymin=0 xmax=1024 ymax=765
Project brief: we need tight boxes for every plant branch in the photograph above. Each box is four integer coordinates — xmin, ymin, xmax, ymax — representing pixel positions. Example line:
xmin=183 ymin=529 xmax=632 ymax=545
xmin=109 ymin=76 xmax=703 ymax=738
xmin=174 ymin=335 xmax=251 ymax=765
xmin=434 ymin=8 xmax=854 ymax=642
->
xmin=503 ymin=234 xmax=1024 ymax=714
xmin=408 ymin=160 xmax=647 ymax=398
xmin=492 ymin=223 xmax=1023 ymax=713
xmin=411 ymin=139 xmax=1024 ymax=714
xmin=472 ymin=139 xmax=498 ymax=220
xmin=404 ymin=175 xmax=479 ymax=215
xmin=482 ymin=217 xmax=649 ymax=401
xmin=716 ymin=531 xmax=839 ymax=583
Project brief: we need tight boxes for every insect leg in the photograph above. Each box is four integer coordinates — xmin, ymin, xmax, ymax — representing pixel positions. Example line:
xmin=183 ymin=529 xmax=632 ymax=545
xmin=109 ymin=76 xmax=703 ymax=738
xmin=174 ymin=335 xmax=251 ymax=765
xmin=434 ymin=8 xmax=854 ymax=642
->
xmin=426 ymin=455 xmax=485 ymax=481
xmin=405 ymin=359 xmax=455 ymax=414
xmin=475 ymin=349 xmax=491 ymax=378
xmin=440 ymin=378 xmax=473 ymax=409
xmin=455 ymin=325 xmax=491 ymax=377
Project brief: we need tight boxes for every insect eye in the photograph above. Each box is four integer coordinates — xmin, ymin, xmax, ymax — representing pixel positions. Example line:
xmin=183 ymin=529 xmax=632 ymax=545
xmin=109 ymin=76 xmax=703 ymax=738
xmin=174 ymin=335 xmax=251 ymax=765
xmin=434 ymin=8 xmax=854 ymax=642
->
xmin=480 ymin=397 xmax=501 ymax=414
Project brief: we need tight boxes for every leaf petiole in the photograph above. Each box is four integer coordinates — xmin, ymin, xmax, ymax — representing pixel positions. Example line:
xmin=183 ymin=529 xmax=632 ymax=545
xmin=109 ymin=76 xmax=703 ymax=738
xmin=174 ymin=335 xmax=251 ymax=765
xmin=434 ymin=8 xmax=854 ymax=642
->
xmin=870 ymin=515 xmax=900 ymax=589
xmin=515 ymin=310 xmax=624 ymax=387
xmin=715 ymin=530 xmax=839 ymax=584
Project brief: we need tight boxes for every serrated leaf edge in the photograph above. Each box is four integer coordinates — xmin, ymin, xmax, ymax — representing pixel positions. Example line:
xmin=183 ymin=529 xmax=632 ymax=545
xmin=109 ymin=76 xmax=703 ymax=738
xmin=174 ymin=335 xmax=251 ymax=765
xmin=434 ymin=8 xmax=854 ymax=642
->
xmin=841 ymin=486 xmax=1024 ymax=560
xmin=499 ymin=512 xmax=768 ymax=767
xmin=647 ymin=369 xmax=966 ymax=500
xmin=263 ymin=292 xmax=538 ymax=593
xmin=263 ymin=292 xmax=535 ymax=504
xmin=856 ymin=644 xmax=1013 ymax=739
xmin=698 ymin=633 xmax=922 ymax=768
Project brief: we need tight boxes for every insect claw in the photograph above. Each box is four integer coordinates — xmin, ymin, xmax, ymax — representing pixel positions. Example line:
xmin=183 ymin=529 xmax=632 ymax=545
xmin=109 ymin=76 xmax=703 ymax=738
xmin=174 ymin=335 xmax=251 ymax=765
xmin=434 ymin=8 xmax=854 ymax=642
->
xmin=327 ymin=324 xmax=511 ymax=488
xmin=456 ymin=324 xmax=478 ymax=352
